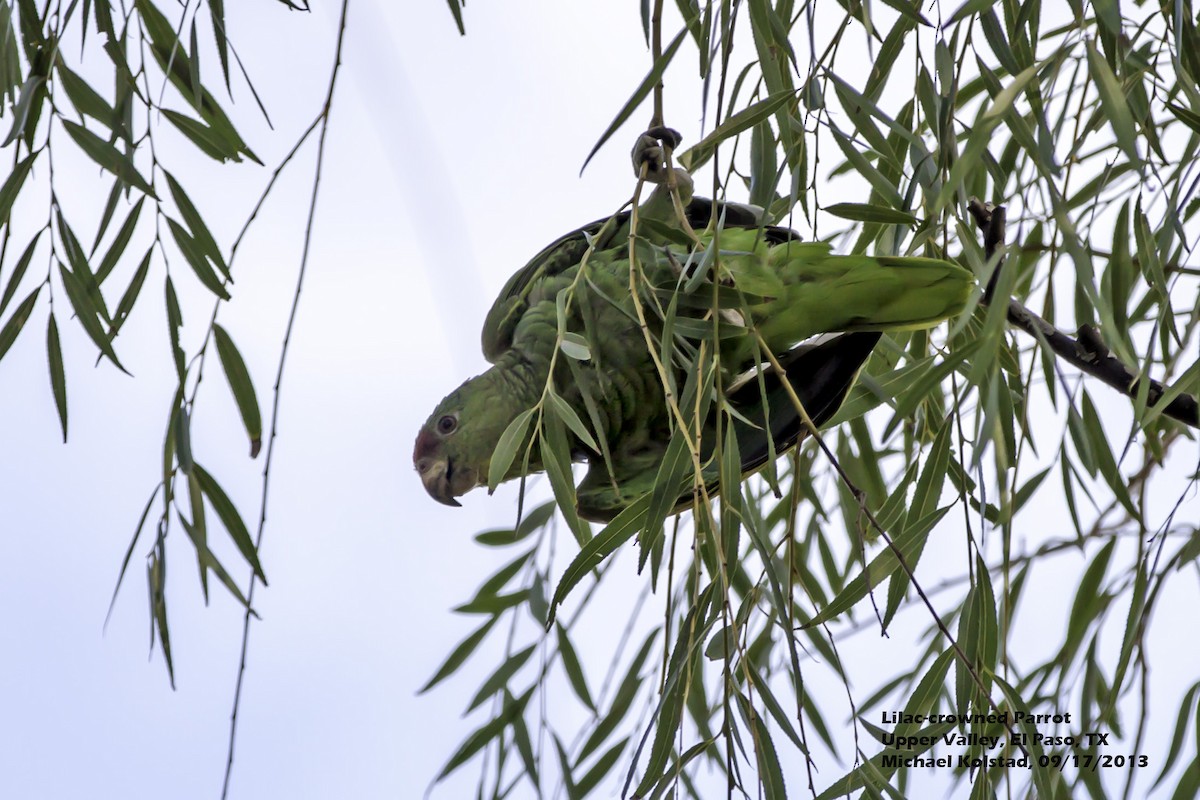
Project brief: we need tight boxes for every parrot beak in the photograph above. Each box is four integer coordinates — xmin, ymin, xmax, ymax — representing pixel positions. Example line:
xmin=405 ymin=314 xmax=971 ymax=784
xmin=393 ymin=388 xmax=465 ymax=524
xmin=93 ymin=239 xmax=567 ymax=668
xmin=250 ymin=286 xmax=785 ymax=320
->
xmin=416 ymin=455 xmax=462 ymax=507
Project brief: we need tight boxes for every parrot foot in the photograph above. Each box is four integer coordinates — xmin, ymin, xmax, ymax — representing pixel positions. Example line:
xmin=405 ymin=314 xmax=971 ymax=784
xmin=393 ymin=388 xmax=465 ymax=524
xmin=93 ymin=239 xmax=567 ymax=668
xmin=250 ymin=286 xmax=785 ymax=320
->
xmin=631 ymin=126 xmax=683 ymax=183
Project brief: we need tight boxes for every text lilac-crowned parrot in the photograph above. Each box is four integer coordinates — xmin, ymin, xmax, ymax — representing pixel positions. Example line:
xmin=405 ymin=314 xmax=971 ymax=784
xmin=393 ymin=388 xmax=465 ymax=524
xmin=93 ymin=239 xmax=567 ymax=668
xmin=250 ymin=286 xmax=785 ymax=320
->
xmin=415 ymin=129 xmax=974 ymax=522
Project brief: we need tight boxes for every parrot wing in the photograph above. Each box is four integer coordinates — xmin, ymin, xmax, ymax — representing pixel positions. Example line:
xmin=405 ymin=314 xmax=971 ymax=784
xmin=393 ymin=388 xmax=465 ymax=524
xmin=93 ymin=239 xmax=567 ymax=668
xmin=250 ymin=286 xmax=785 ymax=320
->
xmin=480 ymin=199 xmax=769 ymax=362
xmin=574 ymin=332 xmax=880 ymax=522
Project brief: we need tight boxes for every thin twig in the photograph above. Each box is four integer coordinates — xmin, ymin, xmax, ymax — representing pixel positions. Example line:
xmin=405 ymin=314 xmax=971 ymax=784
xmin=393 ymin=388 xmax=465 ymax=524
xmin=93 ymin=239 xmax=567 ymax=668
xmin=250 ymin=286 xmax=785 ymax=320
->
xmin=220 ymin=1 xmax=350 ymax=796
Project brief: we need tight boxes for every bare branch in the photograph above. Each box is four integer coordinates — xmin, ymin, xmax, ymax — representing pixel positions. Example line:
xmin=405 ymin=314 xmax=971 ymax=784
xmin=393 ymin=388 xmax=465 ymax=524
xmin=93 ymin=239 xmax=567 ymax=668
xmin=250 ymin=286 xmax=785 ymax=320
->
xmin=968 ymin=198 xmax=1199 ymax=430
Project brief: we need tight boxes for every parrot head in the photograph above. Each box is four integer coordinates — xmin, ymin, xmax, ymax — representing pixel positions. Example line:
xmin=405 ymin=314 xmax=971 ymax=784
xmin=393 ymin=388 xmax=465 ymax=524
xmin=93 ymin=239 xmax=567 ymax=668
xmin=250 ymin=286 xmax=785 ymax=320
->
xmin=414 ymin=372 xmax=528 ymax=507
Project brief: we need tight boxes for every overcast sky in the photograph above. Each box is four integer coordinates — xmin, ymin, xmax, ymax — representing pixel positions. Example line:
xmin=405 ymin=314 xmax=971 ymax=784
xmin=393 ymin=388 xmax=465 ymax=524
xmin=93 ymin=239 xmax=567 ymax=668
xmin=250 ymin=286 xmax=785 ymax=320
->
xmin=0 ymin=2 xmax=1196 ymax=799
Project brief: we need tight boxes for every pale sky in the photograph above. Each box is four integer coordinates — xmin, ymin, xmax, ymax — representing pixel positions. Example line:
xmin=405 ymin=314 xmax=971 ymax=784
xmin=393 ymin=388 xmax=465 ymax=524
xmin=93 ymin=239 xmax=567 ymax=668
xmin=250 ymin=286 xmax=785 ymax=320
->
xmin=0 ymin=2 xmax=1196 ymax=799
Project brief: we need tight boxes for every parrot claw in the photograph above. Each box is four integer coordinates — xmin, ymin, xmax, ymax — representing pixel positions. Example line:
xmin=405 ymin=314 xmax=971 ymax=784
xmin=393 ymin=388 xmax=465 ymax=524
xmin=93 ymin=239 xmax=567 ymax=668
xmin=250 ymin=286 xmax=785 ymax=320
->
xmin=632 ymin=126 xmax=683 ymax=183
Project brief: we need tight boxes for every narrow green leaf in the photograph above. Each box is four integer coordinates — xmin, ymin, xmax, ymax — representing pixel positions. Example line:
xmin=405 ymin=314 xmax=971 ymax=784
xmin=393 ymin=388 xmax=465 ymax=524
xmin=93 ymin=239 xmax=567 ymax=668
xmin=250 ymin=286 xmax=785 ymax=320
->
xmin=0 ymin=232 xmax=41 ymax=318
xmin=61 ymin=120 xmax=156 ymax=197
xmin=419 ymin=618 xmax=497 ymax=694
xmin=465 ymin=644 xmax=536 ymax=712
xmin=574 ymin=737 xmax=627 ymax=797
xmin=1085 ymin=39 xmax=1140 ymax=168
xmin=541 ymin=404 xmax=589 ymax=545
xmin=212 ymin=324 xmax=262 ymax=457
xmin=443 ymin=0 xmax=465 ymax=35
xmin=825 ymin=202 xmax=919 ymax=225
xmin=1150 ymin=683 xmax=1200 ymax=791
xmin=744 ymin=698 xmax=788 ymax=800
xmin=556 ymin=622 xmax=596 ymax=711
xmin=95 ymin=197 xmax=145 ymax=284
xmin=55 ymin=58 xmax=115 ymax=125
xmin=104 ymin=484 xmax=160 ymax=628
xmin=577 ymin=629 xmax=657 ymax=762
xmin=180 ymin=473 xmax=209 ymax=599
xmin=111 ymin=247 xmax=154 ymax=334
xmin=206 ymin=0 xmax=230 ymax=86
xmin=512 ymin=710 xmax=541 ymax=791
xmin=147 ymin=552 xmax=175 ymax=688
xmin=805 ymin=505 xmax=952 ymax=626
xmin=549 ymin=493 xmax=651 ymax=625
xmin=161 ymin=108 xmax=242 ymax=162
xmin=679 ymin=89 xmax=796 ymax=172
xmin=454 ymin=589 xmax=529 ymax=615
xmin=1166 ymin=101 xmax=1200 ymax=136
xmin=0 ymin=285 xmax=40 ymax=362
xmin=1080 ymin=393 xmax=1139 ymax=520
xmin=945 ymin=0 xmax=1000 ymax=25
xmin=488 ymin=408 xmax=535 ymax=492
xmin=46 ymin=313 xmax=67 ymax=441
xmin=193 ymin=463 xmax=266 ymax=583
xmin=2 ymin=74 xmax=45 ymax=147
xmin=580 ymin=28 xmax=688 ymax=174
xmin=167 ymin=218 xmax=230 ymax=299
xmin=0 ymin=152 xmax=34 ymax=224
xmin=435 ymin=688 xmax=533 ymax=782
xmin=546 ymin=388 xmax=599 ymax=453
xmin=165 ymin=171 xmax=227 ymax=274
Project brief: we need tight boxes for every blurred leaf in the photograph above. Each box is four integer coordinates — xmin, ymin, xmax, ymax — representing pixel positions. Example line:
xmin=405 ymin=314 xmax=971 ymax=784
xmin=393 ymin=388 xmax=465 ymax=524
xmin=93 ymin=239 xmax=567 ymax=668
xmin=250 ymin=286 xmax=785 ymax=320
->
xmin=454 ymin=589 xmax=529 ymax=615
xmin=465 ymin=644 xmax=536 ymax=712
xmin=435 ymin=688 xmax=533 ymax=782
xmin=825 ymin=203 xmax=918 ymax=225
xmin=476 ymin=550 xmax=535 ymax=598
xmin=419 ymin=618 xmax=497 ymax=694
xmin=577 ymin=628 xmax=657 ymax=762
xmin=1085 ymin=39 xmax=1140 ymax=168
xmin=557 ymin=622 xmax=596 ymax=711
xmin=574 ymin=737 xmax=627 ymax=797
xmin=541 ymin=405 xmax=589 ymax=544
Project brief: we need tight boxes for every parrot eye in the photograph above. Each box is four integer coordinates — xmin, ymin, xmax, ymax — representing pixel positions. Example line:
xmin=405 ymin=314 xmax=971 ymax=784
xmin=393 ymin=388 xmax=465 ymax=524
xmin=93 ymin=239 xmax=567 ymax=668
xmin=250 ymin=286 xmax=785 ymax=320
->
xmin=436 ymin=414 xmax=458 ymax=435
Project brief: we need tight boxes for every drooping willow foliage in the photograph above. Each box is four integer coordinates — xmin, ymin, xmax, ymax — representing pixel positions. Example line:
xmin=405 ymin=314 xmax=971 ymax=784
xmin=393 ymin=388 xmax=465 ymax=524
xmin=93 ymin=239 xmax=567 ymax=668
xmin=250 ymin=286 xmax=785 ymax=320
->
xmin=426 ymin=1 xmax=1200 ymax=798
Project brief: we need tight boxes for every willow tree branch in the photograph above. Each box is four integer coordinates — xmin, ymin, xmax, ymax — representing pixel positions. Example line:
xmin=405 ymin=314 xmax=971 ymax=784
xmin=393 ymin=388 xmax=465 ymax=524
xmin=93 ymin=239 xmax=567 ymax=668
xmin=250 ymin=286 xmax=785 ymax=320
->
xmin=967 ymin=198 xmax=1198 ymax=430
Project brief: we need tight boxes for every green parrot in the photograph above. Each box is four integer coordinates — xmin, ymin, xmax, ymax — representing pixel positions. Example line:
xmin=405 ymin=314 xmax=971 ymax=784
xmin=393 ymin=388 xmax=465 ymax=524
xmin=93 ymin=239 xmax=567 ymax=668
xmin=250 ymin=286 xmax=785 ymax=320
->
xmin=415 ymin=131 xmax=974 ymax=522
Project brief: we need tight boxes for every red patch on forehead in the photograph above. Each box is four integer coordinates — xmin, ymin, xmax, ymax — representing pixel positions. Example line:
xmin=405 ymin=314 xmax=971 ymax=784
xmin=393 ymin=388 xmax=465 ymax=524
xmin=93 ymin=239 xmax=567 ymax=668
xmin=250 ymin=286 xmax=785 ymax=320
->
xmin=413 ymin=428 xmax=439 ymax=463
